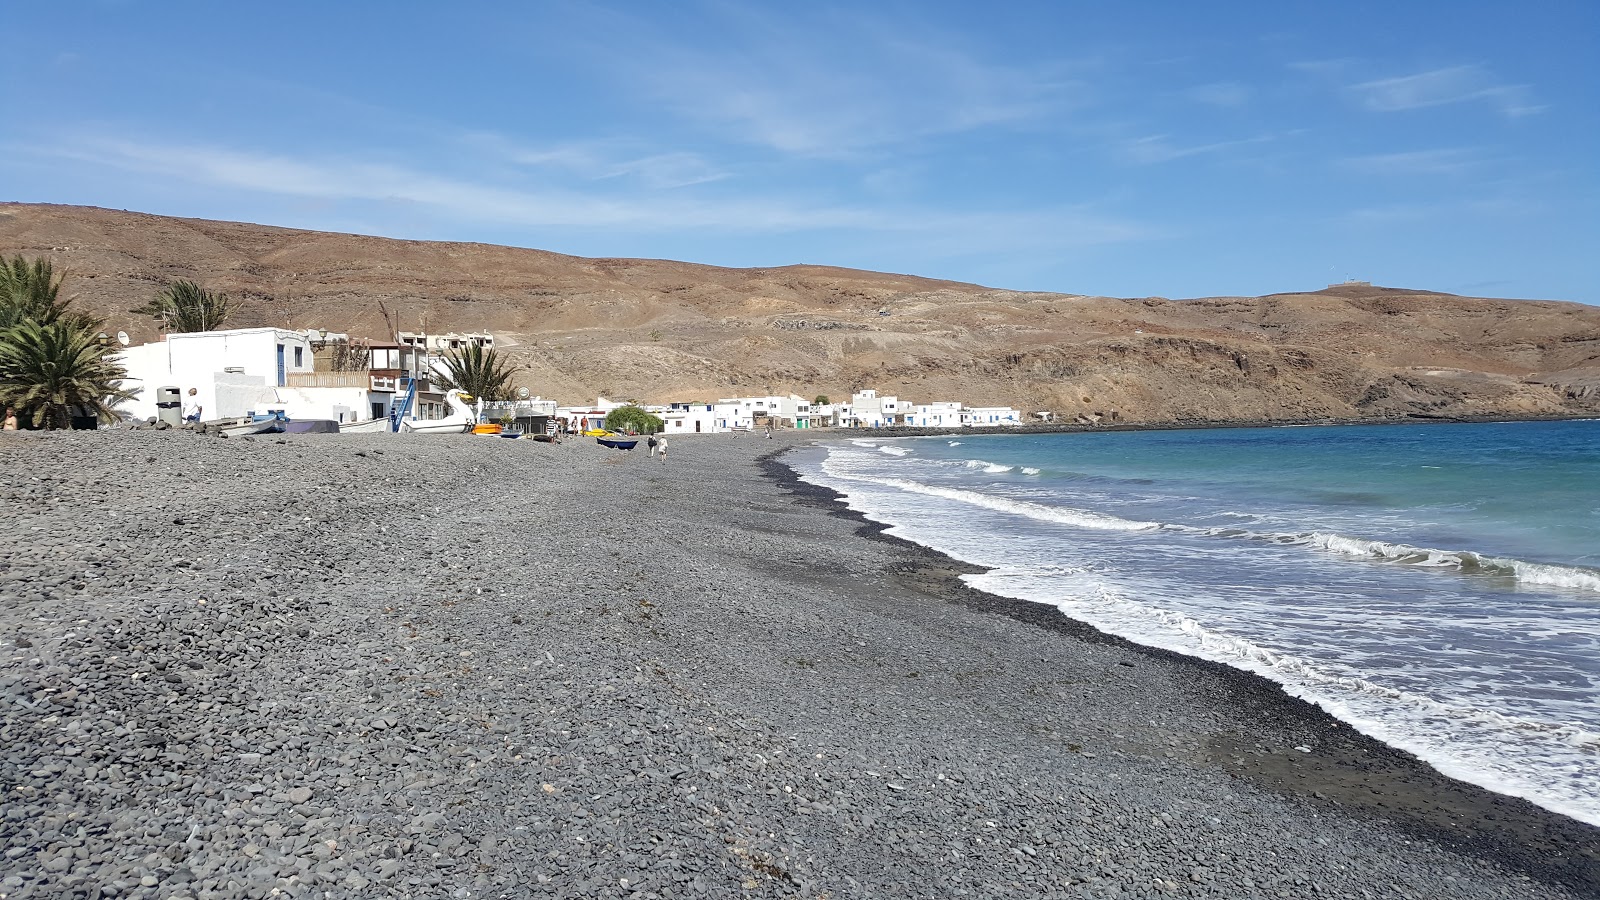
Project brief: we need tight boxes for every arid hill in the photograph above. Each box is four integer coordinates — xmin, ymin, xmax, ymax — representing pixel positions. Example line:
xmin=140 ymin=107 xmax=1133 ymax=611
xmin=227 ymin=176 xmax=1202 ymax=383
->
xmin=5 ymin=202 xmax=1599 ymax=423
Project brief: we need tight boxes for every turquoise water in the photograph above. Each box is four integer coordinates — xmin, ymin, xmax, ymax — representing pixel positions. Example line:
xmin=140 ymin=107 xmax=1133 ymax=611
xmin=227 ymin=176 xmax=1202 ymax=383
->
xmin=795 ymin=420 xmax=1600 ymax=826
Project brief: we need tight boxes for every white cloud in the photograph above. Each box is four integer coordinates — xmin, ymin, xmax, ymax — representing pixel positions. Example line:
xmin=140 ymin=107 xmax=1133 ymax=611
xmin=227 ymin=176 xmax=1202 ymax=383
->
xmin=1121 ymin=133 xmax=1275 ymax=165
xmin=589 ymin=7 xmax=1083 ymax=157
xmin=1339 ymin=148 xmax=1481 ymax=177
xmin=20 ymin=135 xmax=1153 ymax=256
xmin=1184 ymin=82 xmax=1250 ymax=108
xmin=464 ymin=135 xmax=731 ymax=189
xmin=1349 ymin=65 xmax=1543 ymax=117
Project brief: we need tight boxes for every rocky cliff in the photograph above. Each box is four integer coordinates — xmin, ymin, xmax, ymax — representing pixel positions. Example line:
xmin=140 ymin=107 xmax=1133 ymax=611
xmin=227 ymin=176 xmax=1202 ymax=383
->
xmin=5 ymin=202 xmax=1598 ymax=423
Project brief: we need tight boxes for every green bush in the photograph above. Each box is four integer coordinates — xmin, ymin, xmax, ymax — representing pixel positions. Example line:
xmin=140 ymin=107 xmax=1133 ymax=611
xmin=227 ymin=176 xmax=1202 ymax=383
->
xmin=603 ymin=405 xmax=664 ymax=434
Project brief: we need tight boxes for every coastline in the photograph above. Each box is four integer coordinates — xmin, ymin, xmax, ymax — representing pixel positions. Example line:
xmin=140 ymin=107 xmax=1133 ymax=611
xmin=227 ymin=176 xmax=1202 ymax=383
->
xmin=2 ymin=428 xmax=1596 ymax=899
xmin=855 ymin=411 xmax=1600 ymax=440
xmin=762 ymin=442 xmax=1600 ymax=895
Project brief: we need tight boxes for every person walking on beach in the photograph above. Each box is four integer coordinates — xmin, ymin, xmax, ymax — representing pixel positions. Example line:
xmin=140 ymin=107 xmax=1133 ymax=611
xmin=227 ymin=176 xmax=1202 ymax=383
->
xmin=183 ymin=388 xmax=203 ymax=424
xmin=647 ymin=435 xmax=658 ymax=456
xmin=657 ymin=437 xmax=668 ymax=463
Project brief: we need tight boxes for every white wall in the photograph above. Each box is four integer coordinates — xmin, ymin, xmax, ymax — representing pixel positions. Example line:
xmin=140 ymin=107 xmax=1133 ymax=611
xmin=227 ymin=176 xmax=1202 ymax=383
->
xmin=115 ymin=328 xmax=330 ymax=421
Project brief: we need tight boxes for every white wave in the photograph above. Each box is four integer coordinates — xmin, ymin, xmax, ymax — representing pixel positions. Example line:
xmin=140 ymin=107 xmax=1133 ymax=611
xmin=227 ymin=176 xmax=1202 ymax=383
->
xmin=849 ymin=439 xmax=880 ymax=447
xmin=828 ymin=472 xmax=1160 ymax=532
xmin=1159 ymin=524 xmax=1600 ymax=596
xmin=1022 ymin=467 xmax=1041 ymax=475
xmin=878 ymin=445 xmax=912 ymax=456
xmin=948 ymin=441 xmax=963 ymax=446
xmin=967 ymin=576 xmax=1600 ymax=826
xmin=960 ymin=458 xmax=1014 ymax=473
xmin=1297 ymin=533 xmax=1600 ymax=594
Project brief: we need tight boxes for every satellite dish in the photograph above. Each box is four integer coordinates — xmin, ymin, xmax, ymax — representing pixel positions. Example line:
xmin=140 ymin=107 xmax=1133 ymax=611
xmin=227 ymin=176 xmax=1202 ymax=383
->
xmin=517 ymin=387 xmax=530 ymax=400
xmin=116 ymin=331 xmax=130 ymax=346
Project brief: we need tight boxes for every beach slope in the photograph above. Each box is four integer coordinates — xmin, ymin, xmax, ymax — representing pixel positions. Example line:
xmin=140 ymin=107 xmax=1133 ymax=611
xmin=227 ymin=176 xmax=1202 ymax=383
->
xmin=1 ymin=429 xmax=1594 ymax=899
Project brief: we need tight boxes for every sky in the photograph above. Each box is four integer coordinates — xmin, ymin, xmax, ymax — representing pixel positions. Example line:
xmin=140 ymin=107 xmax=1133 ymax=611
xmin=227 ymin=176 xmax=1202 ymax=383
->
xmin=3 ymin=1 xmax=1596 ymax=302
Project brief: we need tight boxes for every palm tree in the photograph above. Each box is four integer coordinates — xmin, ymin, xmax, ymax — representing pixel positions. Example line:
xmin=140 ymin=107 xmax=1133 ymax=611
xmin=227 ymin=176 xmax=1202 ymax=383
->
xmin=132 ymin=279 xmax=232 ymax=333
xmin=436 ymin=343 xmax=518 ymax=401
xmin=0 ymin=254 xmax=72 ymax=328
xmin=0 ymin=317 xmax=133 ymax=429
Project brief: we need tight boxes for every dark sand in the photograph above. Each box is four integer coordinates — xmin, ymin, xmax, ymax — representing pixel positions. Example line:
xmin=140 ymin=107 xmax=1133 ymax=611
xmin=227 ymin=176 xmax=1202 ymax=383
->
xmin=760 ymin=451 xmax=1600 ymax=895
xmin=1 ymin=427 xmax=1595 ymax=899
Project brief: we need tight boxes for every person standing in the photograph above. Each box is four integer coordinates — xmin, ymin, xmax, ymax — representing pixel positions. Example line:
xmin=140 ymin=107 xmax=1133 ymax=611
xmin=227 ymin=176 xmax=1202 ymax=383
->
xmin=2 ymin=406 xmax=17 ymax=431
xmin=183 ymin=388 xmax=203 ymax=424
xmin=657 ymin=437 xmax=668 ymax=463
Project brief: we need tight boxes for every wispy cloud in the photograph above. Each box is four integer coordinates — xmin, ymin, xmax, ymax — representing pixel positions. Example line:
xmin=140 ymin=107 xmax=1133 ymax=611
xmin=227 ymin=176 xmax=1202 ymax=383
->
xmin=586 ymin=7 xmax=1083 ymax=157
xmin=18 ymin=134 xmax=1153 ymax=256
xmin=1349 ymin=65 xmax=1543 ymax=117
xmin=1339 ymin=148 xmax=1481 ymax=177
xmin=1120 ymin=133 xmax=1276 ymax=165
xmin=1184 ymin=82 xmax=1250 ymax=108
xmin=463 ymin=135 xmax=730 ymax=189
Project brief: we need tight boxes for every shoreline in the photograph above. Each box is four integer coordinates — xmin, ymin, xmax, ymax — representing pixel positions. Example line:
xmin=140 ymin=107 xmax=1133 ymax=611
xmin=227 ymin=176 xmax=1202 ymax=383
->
xmin=760 ymin=443 xmax=1600 ymax=895
xmin=828 ymin=412 xmax=1599 ymax=440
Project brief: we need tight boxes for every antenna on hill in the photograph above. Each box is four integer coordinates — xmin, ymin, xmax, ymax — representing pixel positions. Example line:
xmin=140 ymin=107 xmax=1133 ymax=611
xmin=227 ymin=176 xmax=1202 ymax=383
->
xmin=116 ymin=331 xmax=129 ymax=346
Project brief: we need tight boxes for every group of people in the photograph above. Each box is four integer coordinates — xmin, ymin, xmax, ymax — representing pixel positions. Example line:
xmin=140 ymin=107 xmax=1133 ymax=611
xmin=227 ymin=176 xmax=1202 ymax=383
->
xmin=646 ymin=434 xmax=668 ymax=461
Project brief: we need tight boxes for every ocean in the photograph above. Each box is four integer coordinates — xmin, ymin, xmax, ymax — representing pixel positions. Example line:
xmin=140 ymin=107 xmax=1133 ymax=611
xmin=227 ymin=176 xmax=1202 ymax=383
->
xmin=792 ymin=420 xmax=1600 ymax=827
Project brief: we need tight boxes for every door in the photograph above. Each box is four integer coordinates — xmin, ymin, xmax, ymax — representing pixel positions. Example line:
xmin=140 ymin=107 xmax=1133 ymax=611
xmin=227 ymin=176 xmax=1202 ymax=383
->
xmin=276 ymin=344 xmax=286 ymax=386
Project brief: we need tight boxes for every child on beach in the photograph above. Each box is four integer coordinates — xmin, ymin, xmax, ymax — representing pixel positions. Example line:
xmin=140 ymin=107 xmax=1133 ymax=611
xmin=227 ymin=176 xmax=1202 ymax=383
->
xmin=2 ymin=407 xmax=17 ymax=431
xmin=657 ymin=437 xmax=668 ymax=462
xmin=183 ymin=388 xmax=203 ymax=424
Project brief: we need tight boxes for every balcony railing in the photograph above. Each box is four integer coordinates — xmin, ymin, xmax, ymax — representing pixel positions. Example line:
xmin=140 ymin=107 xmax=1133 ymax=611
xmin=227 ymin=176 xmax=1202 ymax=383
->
xmin=286 ymin=371 xmax=370 ymax=389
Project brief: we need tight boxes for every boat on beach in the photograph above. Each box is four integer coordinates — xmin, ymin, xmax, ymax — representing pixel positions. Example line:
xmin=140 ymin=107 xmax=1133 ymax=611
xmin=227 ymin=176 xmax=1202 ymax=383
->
xmin=595 ymin=433 xmax=639 ymax=450
xmin=213 ymin=411 xmax=289 ymax=436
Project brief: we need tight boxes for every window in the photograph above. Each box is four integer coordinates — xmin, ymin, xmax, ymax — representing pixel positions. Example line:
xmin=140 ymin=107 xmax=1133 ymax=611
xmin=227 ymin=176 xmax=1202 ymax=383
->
xmin=294 ymin=346 xmax=304 ymax=367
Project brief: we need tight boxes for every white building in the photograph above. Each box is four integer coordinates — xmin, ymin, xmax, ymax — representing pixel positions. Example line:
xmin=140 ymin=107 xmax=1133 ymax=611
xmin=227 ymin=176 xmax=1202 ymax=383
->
xmin=837 ymin=389 xmax=908 ymax=428
xmin=113 ymin=327 xmax=447 ymax=425
xmin=116 ymin=327 xmax=317 ymax=422
xmin=656 ymin=394 xmax=817 ymax=433
xmin=397 ymin=331 xmax=495 ymax=354
xmin=556 ymin=397 xmax=630 ymax=432
xmin=964 ymin=405 xmax=1025 ymax=426
xmin=905 ymin=401 xmax=964 ymax=428
xmin=659 ymin=402 xmax=720 ymax=434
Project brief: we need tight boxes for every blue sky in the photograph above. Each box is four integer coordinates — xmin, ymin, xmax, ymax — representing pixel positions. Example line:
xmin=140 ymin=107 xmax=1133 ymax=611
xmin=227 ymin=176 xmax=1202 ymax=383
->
xmin=3 ymin=1 xmax=1596 ymax=302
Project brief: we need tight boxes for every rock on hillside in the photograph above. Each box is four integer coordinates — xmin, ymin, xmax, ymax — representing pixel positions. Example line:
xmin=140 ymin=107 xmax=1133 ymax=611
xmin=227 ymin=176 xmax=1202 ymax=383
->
xmin=4 ymin=202 xmax=1599 ymax=423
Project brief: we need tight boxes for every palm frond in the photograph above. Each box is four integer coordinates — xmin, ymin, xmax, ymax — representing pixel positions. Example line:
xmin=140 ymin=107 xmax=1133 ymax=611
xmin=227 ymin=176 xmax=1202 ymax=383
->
xmin=0 ymin=255 xmax=70 ymax=329
xmin=0 ymin=318 xmax=133 ymax=429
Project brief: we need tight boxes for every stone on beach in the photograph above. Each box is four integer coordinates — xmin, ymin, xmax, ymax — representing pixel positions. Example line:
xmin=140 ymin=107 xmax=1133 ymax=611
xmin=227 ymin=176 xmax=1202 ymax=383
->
xmin=0 ymin=428 xmax=1595 ymax=899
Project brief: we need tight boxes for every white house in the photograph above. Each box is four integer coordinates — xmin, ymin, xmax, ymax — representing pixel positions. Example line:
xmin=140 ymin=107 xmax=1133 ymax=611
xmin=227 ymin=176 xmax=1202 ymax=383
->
xmin=397 ymin=331 xmax=495 ymax=354
xmin=556 ymin=397 xmax=630 ymax=432
xmin=964 ymin=405 xmax=1025 ymax=426
xmin=659 ymin=402 xmax=721 ymax=434
xmin=116 ymin=327 xmax=317 ymax=422
xmin=837 ymin=389 xmax=908 ymax=428
xmin=905 ymin=401 xmax=965 ymax=428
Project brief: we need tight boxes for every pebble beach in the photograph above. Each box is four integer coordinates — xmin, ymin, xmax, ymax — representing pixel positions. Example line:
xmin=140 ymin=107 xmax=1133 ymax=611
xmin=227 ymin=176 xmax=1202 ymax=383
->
xmin=2 ymin=429 xmax=1596 ymax=900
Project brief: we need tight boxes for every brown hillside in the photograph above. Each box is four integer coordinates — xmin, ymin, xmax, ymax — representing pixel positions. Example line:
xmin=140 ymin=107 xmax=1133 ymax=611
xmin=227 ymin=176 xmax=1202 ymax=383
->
xmin=4 ymin=202 xmax=1599 ymax=423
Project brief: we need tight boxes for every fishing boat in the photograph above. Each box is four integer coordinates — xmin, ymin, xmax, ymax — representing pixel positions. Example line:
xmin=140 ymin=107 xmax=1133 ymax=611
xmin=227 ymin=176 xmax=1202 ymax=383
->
xmin=339 ymin=417 xmax=391 ymax=434
xmin=214 ymin=411 xmax=289 ymax=436
xmin=595 ymin=433 xmax=639 ymax=450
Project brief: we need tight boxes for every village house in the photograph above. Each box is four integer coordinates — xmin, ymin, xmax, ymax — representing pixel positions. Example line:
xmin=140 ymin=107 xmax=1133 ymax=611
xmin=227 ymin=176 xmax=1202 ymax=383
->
xmin=836 ymin=389 xmax=908 ymax=428
xmin=115 ymin=327 xmax=467 ymax=427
